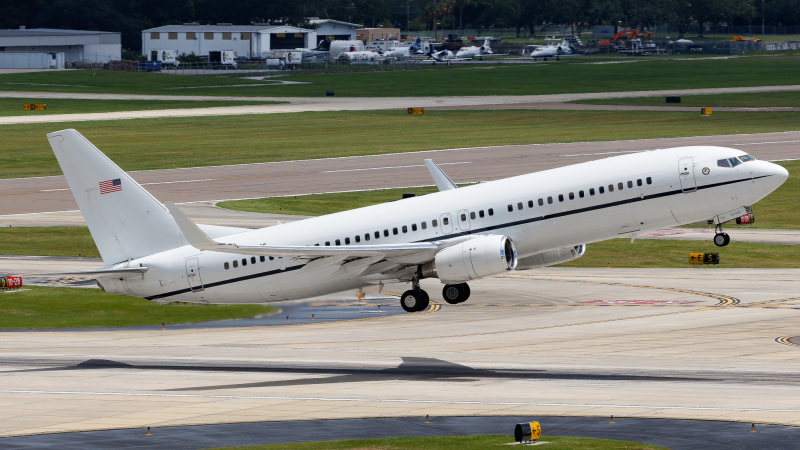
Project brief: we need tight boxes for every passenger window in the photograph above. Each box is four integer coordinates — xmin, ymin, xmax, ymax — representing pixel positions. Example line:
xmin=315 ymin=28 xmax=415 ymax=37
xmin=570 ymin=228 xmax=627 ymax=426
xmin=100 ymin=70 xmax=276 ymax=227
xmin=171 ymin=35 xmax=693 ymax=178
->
xmin=402 ymin=225 xmax=407 ymax=233
xmin=365 ymin=233 xmax=370 ymax=241
xmin=646 ymin=177 xmax=652 ymax=185
xmin=233 ymin=260 xmax=238 ymax=268
xmin=547 ymin=196 xmax=553 ymax=204
xmin=479 ymin=210 xmax=485 ymax=218
xmin=517 ymin=202 xmax=523 ymax=210
xmin=335 ymin=239 xmax=341 ymax=245
xmin=488 ymin=208 xmax=494 ymax=216
xmin=618 ymin=182 xmax=623 ymax=190
xmin=269 ymin=256 xmax=274 ymax=260
xmin=433 ymin=219 xmax=438 ymax=227
xmin=384 ymin=230 xmax=389 ymax=237
xmin=589 ymin=188 xmax=595 ymax=195
xmin=637 ymin=179 xmax=642 ymax=186
xmin=569 ymin=192 xmax=574 ymax=200
xmin=260 ymin=256 xmax=265 ymax=262
xmin=224 ymin=262 xmax=230 ymax=270
xmin=579 ymin=190 xmax=584 ymax=198
xmin=599 ymin=186 xmax=605 ymax=194
xmin=470 ymin=212 xmax=476 ymax=220
xmin=422 ymin=222 xmax=427 ymax=229
xmin=608 ymin=184 xmax=614 ymax=192
xmin=528 ymin=200 xmax=533 ymax=208
xmin=251 ymin=256 xmax=256 ymax=264
xmin=325 ymin=241 xmax=330 ymax=246
xmin=538 ymin=198 xmax=544 ymax=206
xmin=345 ymin=237 xmax=350 ymax=244
xmin=507 ymin=204 xmax=513 ymax=212
xmin=412 ymin=223 xmax=418 ymax=231
xmin=242 ymin=258 xmax=247 ymax=266
xmin=355 ymin=235 xmax=360 ymax=243
xmin=374 ymin=231 xmax=380 ymax=239
xmin=443 ymin=217 xmax=449 ymax=225
xmin=558 ymin=194 xmax=564 ymax=202
xmin=627 ymin=180 xmax=633 ymax=188
xmin=392 ymin=227 xmax=398 ymax=235
xmin=461 ymin=213 xmax=467 ymax=221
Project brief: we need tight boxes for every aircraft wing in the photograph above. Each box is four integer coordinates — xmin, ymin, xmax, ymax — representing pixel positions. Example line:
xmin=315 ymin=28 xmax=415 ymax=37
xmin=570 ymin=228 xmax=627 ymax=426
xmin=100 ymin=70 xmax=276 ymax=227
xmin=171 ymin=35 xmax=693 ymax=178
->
xmin=166 ymin=202 xmax=440 ymax=263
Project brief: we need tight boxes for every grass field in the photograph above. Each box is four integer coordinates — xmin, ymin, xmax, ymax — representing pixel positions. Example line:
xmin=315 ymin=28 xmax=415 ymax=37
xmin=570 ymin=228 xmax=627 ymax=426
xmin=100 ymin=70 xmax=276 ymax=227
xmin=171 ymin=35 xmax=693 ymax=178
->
xmin=0 ymin=98 xmax=276 ymax=116
xmin=574 ymin=91 xmax=800 ymax=107
xmin=0 ymin=286 xmax=275 ymax=329
xmin=0 ymin=55 xmax=798 ymax=97
xmin=3 ymin=109 xmax=799 ymax=178
xmin=212 ymin=434 xmax=666 ymax=449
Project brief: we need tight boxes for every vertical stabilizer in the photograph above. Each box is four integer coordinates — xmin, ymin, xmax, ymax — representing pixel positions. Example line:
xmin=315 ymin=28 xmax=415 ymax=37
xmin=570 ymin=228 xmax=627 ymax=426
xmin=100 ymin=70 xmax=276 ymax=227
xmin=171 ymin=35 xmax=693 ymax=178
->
xmin=47 ymin=129 xmax=184 ymax=265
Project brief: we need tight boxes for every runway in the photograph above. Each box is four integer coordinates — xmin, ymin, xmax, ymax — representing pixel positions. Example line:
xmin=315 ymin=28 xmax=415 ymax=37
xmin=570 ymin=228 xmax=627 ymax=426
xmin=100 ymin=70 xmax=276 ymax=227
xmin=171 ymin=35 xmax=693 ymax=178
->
xmin=1 ymin=131 xmax=797 ymax=217
xmin=1 ymin=267 xmax=800 ymax=440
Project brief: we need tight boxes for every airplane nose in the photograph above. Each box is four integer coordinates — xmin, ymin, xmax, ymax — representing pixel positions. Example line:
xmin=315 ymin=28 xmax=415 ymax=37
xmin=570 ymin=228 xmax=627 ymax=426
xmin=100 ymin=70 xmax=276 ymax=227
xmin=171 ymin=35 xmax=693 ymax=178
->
xmin=761 ymin=162 xmax=788 ymax=194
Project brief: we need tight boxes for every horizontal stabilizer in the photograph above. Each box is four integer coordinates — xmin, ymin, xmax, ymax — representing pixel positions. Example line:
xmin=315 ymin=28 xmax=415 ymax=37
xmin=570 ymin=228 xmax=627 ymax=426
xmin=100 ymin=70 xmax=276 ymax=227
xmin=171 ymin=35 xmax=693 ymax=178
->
xmin=166 ymin=202 xmax=439 ymax=260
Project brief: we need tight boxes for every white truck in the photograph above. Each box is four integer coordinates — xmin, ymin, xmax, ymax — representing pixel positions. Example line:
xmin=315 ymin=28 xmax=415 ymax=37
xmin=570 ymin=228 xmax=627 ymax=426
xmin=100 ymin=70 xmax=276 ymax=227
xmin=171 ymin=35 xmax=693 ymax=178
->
xmin=209 ymin=50 xmax=237 ymax=69
xmin=149 ymin=49 xmax=180 ymax=68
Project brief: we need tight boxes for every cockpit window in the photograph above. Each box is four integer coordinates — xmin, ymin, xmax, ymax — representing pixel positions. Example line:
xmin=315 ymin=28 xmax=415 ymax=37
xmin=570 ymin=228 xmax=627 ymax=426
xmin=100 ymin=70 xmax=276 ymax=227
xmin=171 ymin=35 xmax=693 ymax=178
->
xmin=717 ymin=156 xmax=747 ymax=168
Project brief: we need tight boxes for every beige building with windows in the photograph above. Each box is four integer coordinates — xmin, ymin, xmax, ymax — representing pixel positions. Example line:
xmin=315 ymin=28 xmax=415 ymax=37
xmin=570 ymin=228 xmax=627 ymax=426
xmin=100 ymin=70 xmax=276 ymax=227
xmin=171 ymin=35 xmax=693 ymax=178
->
xmin=141 ymin=24 xmax=315 ymax=59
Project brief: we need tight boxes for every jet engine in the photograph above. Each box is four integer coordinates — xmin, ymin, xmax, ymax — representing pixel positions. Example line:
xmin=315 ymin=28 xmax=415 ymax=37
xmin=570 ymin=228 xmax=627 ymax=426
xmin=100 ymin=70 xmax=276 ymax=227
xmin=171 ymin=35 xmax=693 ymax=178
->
xmin=421 ymin=235 xmax=517 ymax=284
xmin=515 ymin=245 xmax=585 ymax=270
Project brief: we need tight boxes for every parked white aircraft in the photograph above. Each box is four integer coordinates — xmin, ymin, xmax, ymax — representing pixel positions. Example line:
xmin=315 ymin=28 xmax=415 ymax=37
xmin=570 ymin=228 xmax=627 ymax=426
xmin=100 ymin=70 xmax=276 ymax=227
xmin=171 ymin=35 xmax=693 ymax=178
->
xmin=526 ymin=38 xmax=572 ymax=61
xmin=46 ymin=129 xmax=787 ymax=312
xmin=381 ymin=37 xmax=424 ymax=58
xmin=455 ymin=38 xmax=493 ymax=60
xmin=426 ymin=48 xmax=464 ymax=64
xmin=337 ymin=50 xmax=382 ymax=62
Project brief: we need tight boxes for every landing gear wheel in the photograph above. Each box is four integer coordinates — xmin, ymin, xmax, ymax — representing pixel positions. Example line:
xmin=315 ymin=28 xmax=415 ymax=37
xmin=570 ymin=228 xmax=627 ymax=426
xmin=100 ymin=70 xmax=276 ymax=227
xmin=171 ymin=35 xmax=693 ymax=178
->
xmin=401 ymin=289 xmax=429 ymax=312
xmin=442 ymin=283 xmax=471 ymax=304
xmin=714 ymin=233 xmax=730 ymax=247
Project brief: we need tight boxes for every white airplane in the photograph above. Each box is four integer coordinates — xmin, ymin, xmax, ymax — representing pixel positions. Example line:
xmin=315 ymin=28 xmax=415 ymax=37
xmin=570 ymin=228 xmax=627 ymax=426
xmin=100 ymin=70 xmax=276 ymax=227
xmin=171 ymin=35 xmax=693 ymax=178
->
xmin=336 ymin=51 xmax=382 ymax=62
xmin=426 ymin=48 xmax=465 ymax=64
xmin=526 ymin=38 xmax=572 ymax=61
xmin=455 ymin=38 xmax=493 ymax=60
xmin=46 ymin=129 xmax=787 ymax=312
xmin=381 ymin=37 xmax=423 ymax=58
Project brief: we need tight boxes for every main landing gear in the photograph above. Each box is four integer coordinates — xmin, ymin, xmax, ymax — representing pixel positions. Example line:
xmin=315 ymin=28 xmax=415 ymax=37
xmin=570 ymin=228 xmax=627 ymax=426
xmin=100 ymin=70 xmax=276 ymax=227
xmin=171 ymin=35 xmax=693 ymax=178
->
xmin=400 ymin=278 xmax=472 ymax=312
xmin=713 ymin=223 xmax=730 ymax=247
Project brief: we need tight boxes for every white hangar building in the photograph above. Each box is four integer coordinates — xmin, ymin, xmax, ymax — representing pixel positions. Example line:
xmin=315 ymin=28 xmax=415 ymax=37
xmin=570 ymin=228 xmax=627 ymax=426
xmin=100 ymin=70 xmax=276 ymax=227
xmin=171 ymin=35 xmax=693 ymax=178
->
xmin=0 ymin=27 xmax=121 ymax=68
xmin=142 ymin=24 xmax=316 ymax=59
xmin=307 ymin=19 xmax=362 ymax=41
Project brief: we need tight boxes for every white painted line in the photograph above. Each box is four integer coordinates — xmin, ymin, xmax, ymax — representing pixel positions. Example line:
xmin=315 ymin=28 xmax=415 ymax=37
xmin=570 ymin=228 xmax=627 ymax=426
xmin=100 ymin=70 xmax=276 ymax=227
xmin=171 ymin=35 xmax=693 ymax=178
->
xmin=322 ymin=161 xmax=471 ymax=173
xmin=0 ymin=389 xmax=797 ymax=413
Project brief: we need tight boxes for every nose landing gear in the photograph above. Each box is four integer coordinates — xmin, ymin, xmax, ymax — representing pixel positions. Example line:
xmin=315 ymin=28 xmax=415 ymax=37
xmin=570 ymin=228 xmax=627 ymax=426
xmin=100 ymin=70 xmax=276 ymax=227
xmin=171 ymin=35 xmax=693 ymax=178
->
xmin=713 ymin=223 xmax=730 ymax=247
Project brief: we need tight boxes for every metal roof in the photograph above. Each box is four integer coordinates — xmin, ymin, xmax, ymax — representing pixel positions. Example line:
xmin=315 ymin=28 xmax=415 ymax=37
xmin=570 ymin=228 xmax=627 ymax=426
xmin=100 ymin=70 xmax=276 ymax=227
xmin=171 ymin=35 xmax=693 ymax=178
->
xmin=143 ymin=24 xmax=312 ymax=33
xmin=0 ymin=28 xmax=118 ymax=37
xmin=308 ymin=19 xmax=363 ymax=28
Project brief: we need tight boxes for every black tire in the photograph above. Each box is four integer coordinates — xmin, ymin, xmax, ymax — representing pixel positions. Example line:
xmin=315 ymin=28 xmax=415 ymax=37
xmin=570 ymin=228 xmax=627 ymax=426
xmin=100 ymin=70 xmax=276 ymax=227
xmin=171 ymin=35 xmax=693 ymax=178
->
xmin=457 ymin=283 xmax=471 ymax=303
xmin=714 ymin=233 xmax=727 ymax=247
xmin=401 ymin=289 xmax=430 ymax=312
xmin=722 ymin=233 xmax=730 ymax=246
xmin=442 ymin=285 xmax=461 ymax=304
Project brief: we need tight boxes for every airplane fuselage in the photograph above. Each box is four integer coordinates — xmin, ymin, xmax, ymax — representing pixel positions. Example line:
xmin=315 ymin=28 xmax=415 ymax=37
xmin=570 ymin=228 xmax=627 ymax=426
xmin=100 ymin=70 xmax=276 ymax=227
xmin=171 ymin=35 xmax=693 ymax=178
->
xmin=98 ymin=146 xmax=786 ymax=305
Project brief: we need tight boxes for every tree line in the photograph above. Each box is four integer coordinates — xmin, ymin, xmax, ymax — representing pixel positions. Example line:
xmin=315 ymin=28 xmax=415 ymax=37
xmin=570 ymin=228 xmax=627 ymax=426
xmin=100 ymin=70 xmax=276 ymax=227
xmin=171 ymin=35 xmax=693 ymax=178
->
xmin=1 ymin=0 xmax=797 ymax=50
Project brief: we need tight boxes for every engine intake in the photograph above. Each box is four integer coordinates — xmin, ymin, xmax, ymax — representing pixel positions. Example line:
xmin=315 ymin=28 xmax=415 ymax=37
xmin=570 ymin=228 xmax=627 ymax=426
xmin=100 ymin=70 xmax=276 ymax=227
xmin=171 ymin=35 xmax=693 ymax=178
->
xmin=516 ymin=245 xmax=586 ymax=270
xmin=421 ymin=235 xmax=517 ymax=284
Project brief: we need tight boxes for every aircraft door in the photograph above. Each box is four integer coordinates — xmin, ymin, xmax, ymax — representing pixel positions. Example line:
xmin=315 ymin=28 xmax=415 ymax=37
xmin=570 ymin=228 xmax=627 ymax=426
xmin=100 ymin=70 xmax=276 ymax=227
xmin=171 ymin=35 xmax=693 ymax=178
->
xmin=679 ymin=157 xmax=697 ymax=192
xmin=457 ymin=209 xmax=471 ymax=230
xmin=440 ymin=213 xmax=453 ymax=234
xmin=185 ymin=257 xmax=204 ymax=291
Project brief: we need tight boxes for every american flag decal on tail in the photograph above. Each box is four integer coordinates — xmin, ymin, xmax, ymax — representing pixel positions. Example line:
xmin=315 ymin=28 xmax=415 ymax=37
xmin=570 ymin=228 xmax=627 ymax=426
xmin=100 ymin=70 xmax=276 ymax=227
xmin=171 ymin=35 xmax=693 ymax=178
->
xmin=99 ymin=178 xmax=122 ymax=194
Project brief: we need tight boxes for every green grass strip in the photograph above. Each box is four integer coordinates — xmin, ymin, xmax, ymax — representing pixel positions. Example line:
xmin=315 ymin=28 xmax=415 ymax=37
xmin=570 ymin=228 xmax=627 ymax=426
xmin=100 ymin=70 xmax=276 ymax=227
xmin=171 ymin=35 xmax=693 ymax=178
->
xmin=0 ymin=285 xmax=275 ymax=329
xmin=3 ymin=109 xmax=799 ymax=178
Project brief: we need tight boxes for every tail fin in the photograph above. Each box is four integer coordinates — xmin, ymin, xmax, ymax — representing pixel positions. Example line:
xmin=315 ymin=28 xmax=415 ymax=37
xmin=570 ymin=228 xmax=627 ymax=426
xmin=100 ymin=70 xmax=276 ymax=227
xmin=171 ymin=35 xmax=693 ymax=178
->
xmin=47 ymin=129 xmax=184 ymax=265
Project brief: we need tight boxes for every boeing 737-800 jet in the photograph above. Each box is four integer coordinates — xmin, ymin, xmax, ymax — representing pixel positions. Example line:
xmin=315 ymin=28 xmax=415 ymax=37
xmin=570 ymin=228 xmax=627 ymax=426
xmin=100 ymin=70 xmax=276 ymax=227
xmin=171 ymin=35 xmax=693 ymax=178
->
xmin=46 ymin=129 xmax=787 ymax=312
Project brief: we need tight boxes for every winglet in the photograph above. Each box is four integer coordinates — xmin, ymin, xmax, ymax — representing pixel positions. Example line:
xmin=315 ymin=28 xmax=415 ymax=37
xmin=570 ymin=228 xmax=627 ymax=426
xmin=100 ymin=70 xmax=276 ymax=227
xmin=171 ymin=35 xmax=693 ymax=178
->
xmin=424 ymin=159 xmax=458 ymax=191
xmin=165 ymin=201 xmax=237 ymax=251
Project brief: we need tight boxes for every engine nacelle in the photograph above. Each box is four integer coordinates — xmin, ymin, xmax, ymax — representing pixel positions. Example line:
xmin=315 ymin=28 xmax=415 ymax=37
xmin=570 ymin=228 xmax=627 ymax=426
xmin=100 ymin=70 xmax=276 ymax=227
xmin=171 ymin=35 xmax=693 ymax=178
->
xmin=516 ymin=245 xmax=586 ymax=270
xmin=421 ymin=235 xmax=517 ymax=284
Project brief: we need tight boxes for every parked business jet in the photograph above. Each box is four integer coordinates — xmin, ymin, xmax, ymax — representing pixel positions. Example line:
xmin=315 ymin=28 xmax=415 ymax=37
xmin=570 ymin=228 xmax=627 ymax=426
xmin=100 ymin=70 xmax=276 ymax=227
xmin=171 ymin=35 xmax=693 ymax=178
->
xmin=455 ymin=38 xmax=493 ymax=60
xmin=526 ymin=38 xmax=572 ymax=61
xmin=46 ymin=129 xmax=787 ymax=312
xmin=381 ymin=37 xmax=424 ymax=58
